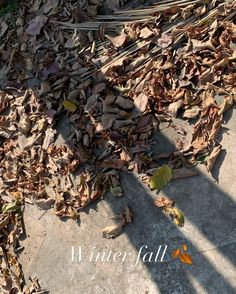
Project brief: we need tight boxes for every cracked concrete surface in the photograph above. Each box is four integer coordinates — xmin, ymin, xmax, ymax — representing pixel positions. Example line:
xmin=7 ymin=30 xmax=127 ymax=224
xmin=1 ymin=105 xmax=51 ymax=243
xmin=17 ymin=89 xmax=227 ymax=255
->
xmin=19 ymin=108 xmax=236 ymax=294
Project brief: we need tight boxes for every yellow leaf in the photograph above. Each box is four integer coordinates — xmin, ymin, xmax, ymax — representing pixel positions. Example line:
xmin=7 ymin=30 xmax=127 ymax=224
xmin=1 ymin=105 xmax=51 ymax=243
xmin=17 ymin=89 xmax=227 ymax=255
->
xmin=183 ymin=244 xmax=187 ymax=251
xmin=2 ymin=202 xmax=20 ymax=214
xmin=63 ymin=100 xmax=77 ymax=112
xmin=149 ymin=165 xmax=172 ymax=190
xmin=180 ymin=252 xmax=193 ymax=265
xmin=172 ymin=248 xmax=181 ymax=259
xmin=164 ymin=207 xmax=185 ymax=227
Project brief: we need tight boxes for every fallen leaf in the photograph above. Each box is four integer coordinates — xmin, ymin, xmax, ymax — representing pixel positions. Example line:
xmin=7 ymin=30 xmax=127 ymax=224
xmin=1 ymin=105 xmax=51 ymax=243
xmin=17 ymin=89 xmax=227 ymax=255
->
xmin=0 ymin=21 xmax=8 ymax=38
xmin=172 ymin=248 xmax=181 ymax=259
xmin=134 ymin=93 xmax=148 ymax=113
xmin=139 ymin=27 xmax=153 ymax=39
xmin=106 ymin=33 xmax=128 ymax=47
xmin=206 ymin=145 xmax=222 ymax=172
xmin=102 ymin=205 xmax=133 ymax=239
xmin=41 ymin=61 xmax=60 ymax=78
xmin=116 ymin=96 xmax=134 ymax=110
xmin=157 ymin=33 xmax=173 ymax=48
xmin=183 ymin=106 xmax=201 ymax=118
xmin=149 ymin=165 xmax=172 ymax=190
xmin=123 ymin=206 xmax=133 ymax=224
xmin=179 ymin=252 xmax=193 ymax=265
xmin=26 ymin=15 xmax=48 ymax=36
xmin=218 ymin=95 xmax=234 ymax=115
xmin=2 ymin=202 xmax=20 ymax=214
xmin=172 ymin=168 xmax=198 ymax=179
xmin=154 ymin=196 xmax=174 ymax=208
xmin=191 ymin=39 xmax=216 ymax=52
xmin=96 ymin=114 xmax=116 ymax=132
xmin=43 ymin=0 xmax=59 ymax=15
xmin=0 ymin=215 xmax=10 ymax=230
xmin=100 ymin=159 xmax=125 ymax=169
xmin=18 ymin=134 xmax=42 ymax=150
xmin=164 ymin=207 xmax=184 ymax=227
xmin=42 ymin=128 xmax=56 ymax=150
xmin=93 ymin=82 xmax=106 ymax=94
xmin=65 ymin=37 xmax=77 ymax=49
xmin=101 ymin=56 xmax=127 ymax=75
xmin=102 ymin=223 xmax=123 ymax=239
xmin=63 ymin=100 xmax=77 ymax=112
xmin=38 ymin=81 xmax=50 ymax=96
xmin=168 ymin=99 xmax=184 ymax=117
xmin=183 ymin=244 xmax=188 ymax=251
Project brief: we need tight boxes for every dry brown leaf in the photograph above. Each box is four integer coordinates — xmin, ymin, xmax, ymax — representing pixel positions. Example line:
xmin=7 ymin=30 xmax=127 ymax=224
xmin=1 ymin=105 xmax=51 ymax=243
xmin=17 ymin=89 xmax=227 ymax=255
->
xmin=134 ymin=93 xmax=148 ymax=113
xmin=123 ymin=206 xmax=133 ymax=224
xmin=101 ymin=56 xmax=127 ymax=75
xmin=42 ymin=128 xmax=56 ymax=150
xmin=0 ymin=21 xmax=8 ymax=38
xmin=154 ymin=196 xmax=174 ymax=208
xmin=206 ymin=145 xmax=222 ymax=172
xmin=116 ymin=96 xmax=134 ymax=110
xmin=106 ymin=33 xmax=128 ymax=47
xmin=41 ymin=61 xmax=60 ymax=78
xmin=43 ymin=0 xmax=59 ymax=15
xmin=191 ymin=39 xmax=216 ymax=52
xmin=18 ymin=134 xmax=42 ymax=150
xmin=0 ymin=215 xmax=9 ymax=230
xmin=172 ymin=168 xmax=198 ymax=179
xmin=102 ymin=223 xmax=123 ymax=239
xmin=157 ymin=33 xmax=173 ymax=48
xmin=93 ymin=82 xmax=106 ymax=94
xmin=100 ymin=159 xmax=125 ymax=170
xmin=183 ymin=106 xmax=201 ymax=119
xmin=96 ymin=114 xmax=116 ymax=132
xmin=168 ymin=99 xmax=184 ymax=117
xmin=139 ymin=27 xmax=153 ymax=39
xmin=218 ymin=95 xmax=234 ymax=115
xmin=191 ymin=108 xmax=222 ymax=153
xmin=26 ymin=15 xmax=48 ymax=36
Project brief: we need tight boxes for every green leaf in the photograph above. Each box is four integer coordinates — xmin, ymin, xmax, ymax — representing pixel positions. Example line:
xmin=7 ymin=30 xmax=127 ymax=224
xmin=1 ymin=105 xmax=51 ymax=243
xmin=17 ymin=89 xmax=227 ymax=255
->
xmin=164 ymin=207 xmax=184 ymax=227
xmin=63 ymin=100 xmax=77 ymax=112
xmin=196 ymin=152 xmax=209 ymax=164
xmin=149 ymin=165 xmax=172 ymax=190
xmin=2 ymin=202 xmax=20 ymax=214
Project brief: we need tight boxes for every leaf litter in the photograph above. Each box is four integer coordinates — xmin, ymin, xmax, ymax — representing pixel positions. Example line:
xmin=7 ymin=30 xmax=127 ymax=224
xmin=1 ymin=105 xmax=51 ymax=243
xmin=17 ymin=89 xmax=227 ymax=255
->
xmin=0 ymin=0 xmax=235 ymax=292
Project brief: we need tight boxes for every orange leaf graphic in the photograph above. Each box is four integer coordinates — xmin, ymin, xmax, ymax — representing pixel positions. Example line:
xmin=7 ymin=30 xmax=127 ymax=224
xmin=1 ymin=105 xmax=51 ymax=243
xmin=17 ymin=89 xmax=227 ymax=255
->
xmin=182 ymin=244 xmax=187 ymax=251
xmin=180 ymin=252 xmax=193 ymax=265
xmin=172 ymin=248 xmax=181 ymax=259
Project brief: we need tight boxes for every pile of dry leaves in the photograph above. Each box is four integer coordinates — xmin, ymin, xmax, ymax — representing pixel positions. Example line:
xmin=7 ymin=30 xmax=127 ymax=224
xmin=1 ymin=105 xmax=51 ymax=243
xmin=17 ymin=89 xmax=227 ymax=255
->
xmin=0 ymin=0 xmax=235 ymax=292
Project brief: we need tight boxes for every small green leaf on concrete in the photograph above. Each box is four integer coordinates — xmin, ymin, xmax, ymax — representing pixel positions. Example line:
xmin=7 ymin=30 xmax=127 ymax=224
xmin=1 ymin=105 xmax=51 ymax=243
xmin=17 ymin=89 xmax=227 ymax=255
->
xmin=149 ymin=165 xmax=172 ymax=190
xmin=63 ymin=100 xmax=77 ymax=112
xmin=2 ymin=202 xmax=20 ymax=214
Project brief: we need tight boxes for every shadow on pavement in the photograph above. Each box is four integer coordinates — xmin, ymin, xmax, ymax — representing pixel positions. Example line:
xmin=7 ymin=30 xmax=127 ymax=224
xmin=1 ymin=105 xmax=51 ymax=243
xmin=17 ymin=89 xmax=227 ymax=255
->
xmin=80 ymin=123 xmax=236 ymax=293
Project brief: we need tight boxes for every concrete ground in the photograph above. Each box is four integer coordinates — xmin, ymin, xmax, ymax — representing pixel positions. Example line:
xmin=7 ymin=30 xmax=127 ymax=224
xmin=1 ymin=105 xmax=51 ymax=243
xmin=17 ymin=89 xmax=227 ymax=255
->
xmin=19 ymin=108 xmax=236 ymax=294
